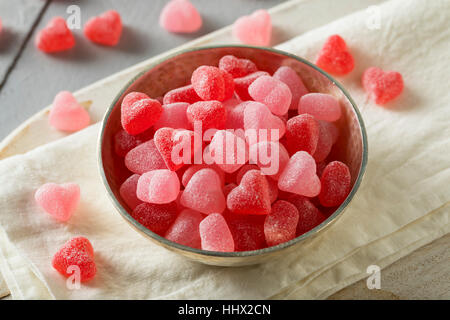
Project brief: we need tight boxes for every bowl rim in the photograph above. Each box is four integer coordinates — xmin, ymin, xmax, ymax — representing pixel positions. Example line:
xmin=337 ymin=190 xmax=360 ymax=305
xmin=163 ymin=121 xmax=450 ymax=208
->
xmin=98 ymin=44 xmax=369 ymax=259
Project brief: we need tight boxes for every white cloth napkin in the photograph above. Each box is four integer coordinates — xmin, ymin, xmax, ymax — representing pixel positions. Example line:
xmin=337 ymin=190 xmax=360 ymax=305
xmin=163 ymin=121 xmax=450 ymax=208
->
xmin=0 ymin=0 xmax=449 ymax=299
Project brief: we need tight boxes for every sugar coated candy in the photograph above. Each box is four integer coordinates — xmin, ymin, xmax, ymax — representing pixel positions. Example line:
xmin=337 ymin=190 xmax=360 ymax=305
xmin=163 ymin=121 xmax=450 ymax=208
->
xmin=264 ymin=200 xmax=299 ymax=246
xmin=233 ymin=9 xmax=272 ymax=46
xmin=273 ymin=66 xmax=308 ymax=110
xmin=298 ymin=93 xmax=341 ymax=122
xmin=124 ymin=139 xmax=167 ymax=175
xmin=234 ymin=71 xmax=269 ymax=100
xmin=159 ymin=0 xmax=202 ymax=33
xmin=191 ymin=66 xmax=234 ymax=101
xmin=137 ymin=170 xmax=180 ymax=204
xmin=285 ymin=114 xmax=319 ymax=155
xmin=318 ymin=161 xmax=351 ymax=207
xmin=165 ymin=209 xmax=203 ymax=249
xmin=35 ymin=17 xmax=75 ymax=53
xmin=248 ymin=141 xmax=289 ymax=180
xmin=182 ymin=164 xmax=225 ymax=187
xmin=131 ymin=202 xmax=178 ymax=235
xmin=312 ymin=120 xmax=334 ymax=163
xmin=226 ymin=214 xmax=266 ymax=251
xmin=84 ymin=10 xmax=122 ymax=46
xmin=248 ymin=75 xmax=292 ymax=116
xmin=119 ymin=174 xmax=143 ymax=210
xmin=121 ymin=92 xmax=162 ymax=135
xmin=163 ymin=84 xmax=202 ymax=105
xmin=285 ymin=195 xmax=326 ymax=236
xmin=49 ymin=91 xmax=90 ymax=132
xmin=199 ymin=213 xmax=234 ymax=252
xmin=154 ymin=102 xmax=191 ymax=130
xmin=362 ymin=67 xmax=404 ymax=105
xmin=35 ymin=183 xmax=80 ymax=222
xmin=187 ymin=100 xmax=227 ymax=131
xmin=219 ymin=55 xmax=258 ymax=78
xmin=114 ymin=129 xmax=153 ymax=157
xmin=209 ymin=130 xmax=248 ymax=173
xmin=52 ymin=237 xmax=96 ymax=282
xmin=225 ymin=100 xmax=247 ymax=130
xmin=316 ymin=34 xmax=354 ymax=75
xmin=244 ymin=102 xmax=286 ymax=143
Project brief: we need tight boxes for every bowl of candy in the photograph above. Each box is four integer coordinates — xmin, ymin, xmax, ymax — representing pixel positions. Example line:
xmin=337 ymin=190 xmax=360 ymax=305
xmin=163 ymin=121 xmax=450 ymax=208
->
xmin=98 ymin=45 xmax=368 ymax=267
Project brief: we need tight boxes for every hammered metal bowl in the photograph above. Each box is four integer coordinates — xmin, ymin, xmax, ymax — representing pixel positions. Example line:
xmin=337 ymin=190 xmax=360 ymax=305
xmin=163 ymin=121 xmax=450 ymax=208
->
xmin=98 ymin=45 xmax=368 ymax=267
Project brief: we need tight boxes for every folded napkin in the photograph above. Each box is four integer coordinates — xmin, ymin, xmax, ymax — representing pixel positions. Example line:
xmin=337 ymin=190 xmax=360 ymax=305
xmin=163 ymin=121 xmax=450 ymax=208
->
xmin=0 ymin=0 xmax=448 ymax=299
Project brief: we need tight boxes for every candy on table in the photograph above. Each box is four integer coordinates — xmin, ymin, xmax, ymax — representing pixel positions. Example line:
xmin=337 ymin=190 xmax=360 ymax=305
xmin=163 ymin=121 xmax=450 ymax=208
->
xmin=186 ymin=100 xmax=227 ymax=131
xmin=227 ymin=169 xmax=271 ymax=215
xmin=49 ymin=91 xmax=90 ymax=132
xmin=114 ymin=129 xmax=154 ymax=157
xmin=159 ymin=0 xmax=202 ymax=33
xmin=165 ymin=209 xmax=204 ymax=249
xmin=298 ymin=93 xmax=341 ymax=122
xmin=219 ymin=55 xmax=258 ymax=78
xmin=131 ymin=202 xmax=178 ymax=236
xmin=124 ymin=139 xmax=167 ymax=175
xmin=191 ymin=66 xmax=234 ymax=101
xmin=84 ymin=10 xmax=122 ymax=46
xmin=248 ymin=140 xmax=289 ymax=180
xmin=136 ymin=169 xmax=180 ymax=204
xmin=285 ymin=195 xmax=326 ymax=236
xmin=312 ymin=120 xmax=334 ymax=163
xmin=121 ymin=92 xmax=163 ymax=135
xmin=362 ymin=67 xmax=404 ymax=105
xmin=154 ymin=127 xmax=201 ymax=171
xmin=278 ymin=151 xmax=321 ymax=197
xmin=224 ymin=100 xmax=247 ymax=130
xmin=234 ymin=71 xmax=269 ymax=100
xmin=243 ymin=101 xmax=286 ymax=143
xmin=35 ymin=17 xmax=75 ymax=53
xmin=285 ymin=114 xmax=319 ymax=155
xmin=226 ymin=213 xmax=266 ymax=251
xmin=35 ymin=183 xmax=80 ymax=222
xmin=153 ymin=102 xmax=191 ymax=130
xmin=199 ymin=213 xmax=235 ymax=252
xmin=182 ymin=164 xmax=225 ymax=187
xmin=318 ymin=161 xmax=351 ymax=207
xmin=232 ymin=9 xmax=272 ymax=46
xmin=52 ymin=237 xmax=96 ymax=282
xmin=209 ymin=130 xmax=248 ymax=173
xmin=223 ymin=183 xmax=237 ymax=197
xmin=264 ymin=200 xmax=299 ymax=246
xmin=248 ymin=76 xmax=292 ymax=116
xmin=273 ymin=66 xmax=309 ymax=110
xmin=180 ymin=168 xmax=226 ymax=214
xmin=315 ymin=34 xmax=354 ymax=76
xmin=119 ymin=174 xmax=143 ymax=210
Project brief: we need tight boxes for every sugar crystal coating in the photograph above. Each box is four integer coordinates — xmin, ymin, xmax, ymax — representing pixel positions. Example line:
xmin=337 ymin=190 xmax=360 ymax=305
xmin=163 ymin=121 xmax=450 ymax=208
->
xmin=35 ymin=17 xmax=75 ymax=53
xmin=362 ymin=67 xmax=404 ymax=105
xmin=49 ymin=91 xmax=90 ymax=132
xmin=119 ymin=174 xmax=143 ymax=210
xmin=298 ymin=93 xmax=341 ymax=122
xmin=264 ymin=200 xmax=299 ymax=246
xmin=182 ymin=164 xmax=225 ymax=187
xmin=121 ymin=92 xmax=163 ymax=135
xmin=273 ymin=66 xmax=308 ymax=110
xmin=187 ymin=100 xmax=227 ymax=131
xmin=124 ymin=139 xmax=167 ymax=175
xmin=248 ymin=141 xmax=289 ymax=180
xmin=219 ymin=55 xmax=258 ymax=78
xmin=137 ymin=170 xmax=180 ymax=204
xmin=318 ymin=161 xmax=351 ymax=207
xmin=234 ymin=71 xmax=269 ymax=100
xmin=131 ymin=202 xmax=178 ymax=235
xmin=165 ymin=209 xmax=204 ymax=248
xmin=210 ymin=130 xmax=249 ymax=173
xmin=316 ymin=34 xmax=354 ymax=76
xmin=199 ymin=213 xmax=234 ymax=252
xmin=84 ymin=10 xmax=122 ymax=46
xmin=226 ymin=213 xmax=266 ymax=251
xmin=244 ymin=101 xmax=286 ymax=143
xmin=159 ymin=0 xmax=202 ymax=33
xmin=163 ymin=84 xmax=202 ymax=105
xmin=312 ymin=120 xmax=334 ymax=162
xmin=232 ymin=9 xmax=272 ymax=46
xmin=35 ymin=183 xmax=80 ymax=222
xmin=285 ymin=195 xmax=326 ymax=236
xmin=154 ymin=102 xmax=191 ymax=130
xmin=285 ymin=114 xmax=319 ymax=155
xmin=248 ymin=75 xmax=292 ymax=116
xmin=191 ymin=66 xmax=233 ymax=101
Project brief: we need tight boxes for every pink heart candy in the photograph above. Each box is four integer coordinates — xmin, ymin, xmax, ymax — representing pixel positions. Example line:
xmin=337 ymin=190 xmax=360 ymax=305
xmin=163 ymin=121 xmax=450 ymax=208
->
xmin=159 ymin=0 xmax=202 ymax=33
xmin=209 ymin=130 xmax=249 ymax=173
xmin=136 ymin=169 xmax=180 ymax=204
xmin=49 ymin=91 xmax=90 ymax=132
xmin=153 ymin=102 xmax=191 ymax=131
xmin=119 ymin=174 xmax=143 ymax=210
xmin=232 ymin=9 xmax=272 ymax=46
xmin=35 ymin=183 xmax=80 ymax=222
xmin=243 ymin=102 xmax=286 ymax=144
xmin=248 ymin=75 xmax=292 ymax=116
xmin=248 ymin=141 xmax=289 ymax=180
xmin=298 ymin=93 xmax=341 ymax=122
xmin=278 ymin=151 xmax=321 ymax=197
xmin=362 ymin=67 xmax=404 ymax=105
xmin=199 ymin=213 xmax=234 ymax=252
xmin=273 ymin=66 xmax=309 ymax=110
xmin=165 ymin=209 xmax=204 ymax=249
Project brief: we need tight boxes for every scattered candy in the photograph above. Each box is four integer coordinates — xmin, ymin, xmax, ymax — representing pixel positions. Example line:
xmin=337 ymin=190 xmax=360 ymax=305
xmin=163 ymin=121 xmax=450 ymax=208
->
xmin=136 ymin=169 xmax=180 ymax=204
xmin=318 ymin=161 xmax=351 ymax=207
xmin=191 ymin=66 xmax=234 ymax=101
xmin=199 ymin=213 xmax=234 ymax=252
xmin=165 ymin=209 xmax=203 ymax=248
xmin=298 ymin=93 xmax=341 ymax=122
xmin=362 ymin=67 xmax=404 ymax=105
xmin=187 ymin=100 xmax=227 ymax=131
xmin=35 ymin=17 xmax=75 ymax=53
xmin=248 ymin=75 xmax=292 ymax=116
xmin=84 ymin=10 xmax=122 ymax=46
xmin=209 ymin=130 xmax=248 ymax=173
xmin=219 ymin=55 xmax=258 ymax=78
xmin=119 ymin=174 xmax=143 ymax=210
xmin=232 ymin=9 xmax=272 ymax=46
xmin=244 ymin=101 xmax=286 ymax=143
xmin=35 ymin=183 xmax=80 ymax=222
xmin=316 ymin=34 xmax=354 ymax=76
xmin=273 ymin=66 xmax=308 ymax=110
xmin=154 ymin=102 xmax=191 ymax=130
xmin=121 ymin=92 xmax=162 ymax=135
xmin=49 ymin=91 xmax=90 ymax=132
xmin=131 ymin=202 xmax=178 ymax=235
xmin=163 ymin=84 xmax=202 ymax=105
xmin=234 ymin=71 xmax=269 ymax=100
xmin=52 ymin=237 xmax=96 ymax=282
xmin=124 ymin=139 xmax=167 ymax=175
xmin=159 ymin=0 xmax=202 ymax=33
xmin=264 ymin=200 xmax=299 ymax=246
xmin=285 ymin=195 xmax=326 ymax=236
xmin=278 ymin=151 xmax=321 ymax=197
xmin=285 ymin=114 xmax=319 ymax=155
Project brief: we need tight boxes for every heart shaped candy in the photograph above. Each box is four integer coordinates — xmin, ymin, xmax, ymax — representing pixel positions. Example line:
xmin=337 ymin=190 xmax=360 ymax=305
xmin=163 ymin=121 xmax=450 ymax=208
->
xmin=248 ymin=76 xmax=292 ymax=116
xmin=121 ymin=92 xmax=163 ymax=135
xmin=35 ymin=183 xmax=80 ymax=222
xmin=136 ymin=169 xmax=180 ymax=204
xmin=35 ymin=17 xmax=75 ymax=53
xmin=209 ymin=130 xmax=249 ymax=173
xmin=84 ymin=10 xmax=122 ymax=46
xmin=362 ymin=67 xmax=404 ymax=105
xmin=124 ymin=139 xmax=167 ymax=175
xmin=244 ymin=102 xmax=286 ymax=144
xmin=187 ymin=100 xmax=227 ymax=131
xmin=49 ymin=91 xmax=90 ymax=132
xmin=285 ymin=114 xmax=319 ymax=155
xmin=316 ymin=34 xmax=354 ymax=76
xmin=159 ymin=0 xmax=202 ymax=33
xmin=232 ymin=9 xmax=272 ymax=46
xmin=219 ymin=55 xmax=258 ymax=78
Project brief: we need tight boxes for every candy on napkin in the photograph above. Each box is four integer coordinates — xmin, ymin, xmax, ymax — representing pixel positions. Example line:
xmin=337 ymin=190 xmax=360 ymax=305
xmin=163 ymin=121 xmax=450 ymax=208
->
xmin=131 ymin=202 xmax=178 ymax=235
xmin=124 ymin=139 xmax=167 ymax=175
xmin=248 ymin=141 xmax=289 ymax=180
xmin=226 ymin=214 xmax=266 ymax=251
xmin=153 ymin=102 xmax=191 ymax=130
xmin=163 ymin=84 xmax=202 ymax=105
xmin=273 ymin=66 xmax=308 ymax=110
xmin=165 ymin=209 xmax=203 ymax=248
xmin=278 ymin=151 xmax=321 ymax=197
xmin=191 ymin=66 xmax=234 ymax=101
xmin=159 ymin=0 xmax=202 ymax=33
xmin=84 ymin=10 xmax=122 ymax=46
xmin=119 ymin=174 xmax=143 ymax=210
xmin=234 ymin=71 xmax=269 ymax=100
xmin=285 ymin=195 xmax=326 ymax=236
xmin=227 ymin=169 xmax=271 ymax=215
xmin=243 ymin=102 xmax=286 ymax=143
xmin=232 ymin=9 xmax=272 ymax=46
xmin=186 ymin=100 xmax=227 ymax=131
xmin=312 ymin=120 xmax=334 ymax=162
xmin=316 ymin=34 xmax=354 ymax=76
xmin=52 ymin=237 xmax=96 ymax=282
xmin=362 ymin=67 xmax=404 ymax=105
xmin=48 ymin=91 xmax=90 ymax=132
xmin=264 ymin=200 xmax=299 ymax=246
xmin=35 ymin=17 xmax=75 ymax=53
xmin=319 ymin=161 xmax=351 ymax=207
xmin=248 ymin=75 xmax=292 ymax=116
xmin=182 ymin=164 xmax=225 ymax=187
xmin=121 ymin=92 xmax=163 ymax=135
xmin=35 ymin=183 xmax=80 ymax=222
xmin=199 ymin=213 xmax=235 ymax=252
xmin=136 ymin=169 xmax=180 ymax=204
xmin=180 ymin=168 xmax=226 ymax=214
xmin=219 ymin=55 xmax=258 ymax=78
xmin=285 ymin=114 xmax=319 ymax=155
xmin=209 ymin=130 xmax=248 ymax=173
xmin=298 ymin=93 xmax=341 ymax=122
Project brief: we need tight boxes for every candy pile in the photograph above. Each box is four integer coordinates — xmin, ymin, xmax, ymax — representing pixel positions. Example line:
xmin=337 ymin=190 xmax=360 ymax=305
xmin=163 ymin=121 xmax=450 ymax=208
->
xmin=115 ymin=54 xmax=354 ymax=253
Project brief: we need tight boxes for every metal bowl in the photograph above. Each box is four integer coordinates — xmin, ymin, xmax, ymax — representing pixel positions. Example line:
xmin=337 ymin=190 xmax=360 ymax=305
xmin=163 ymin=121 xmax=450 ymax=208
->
xmin=98 ymin=45 xmax=368 ymax=267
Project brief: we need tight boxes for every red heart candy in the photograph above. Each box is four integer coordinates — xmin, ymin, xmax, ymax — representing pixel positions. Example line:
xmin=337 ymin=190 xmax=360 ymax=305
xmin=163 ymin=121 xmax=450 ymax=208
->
xmin=35 ymin=17 xmax=75 ymax=53
xmin=131 ymin=202 xmax=178 ymax=236
xmin=227 ymin=169 xmax=271 ymax=215
xmin=121 ymin=92 xmax=163 ymax=135
xmin=362 ymin=67 xmax=404 ymax=105
xmin=316 ymin=34 xmax=354 ymax=76
xmin=219 ymin=55 xmax=258 ymax=78
xmin=163 ymin=84 xmax=202 ymax=105
xmin=84 ymin=10 xmax=122 ymax=46
xmin=285 ymin=114 xmax=320 ymax=155
xmin=233 ymin=71 xmax=269 ymax=100
xmin=186 ymin=100 xmax=227 ymax=131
